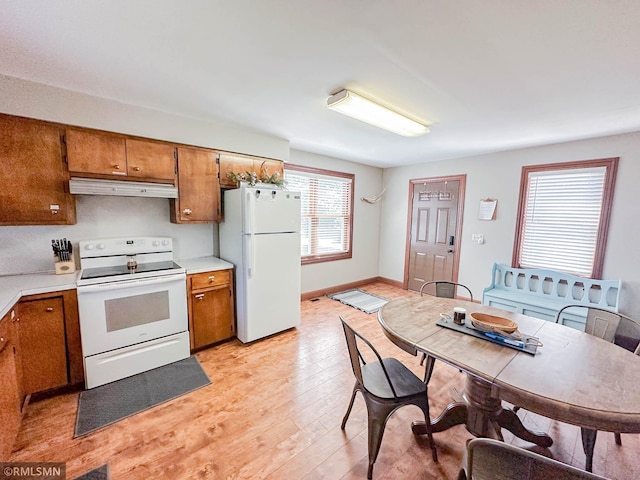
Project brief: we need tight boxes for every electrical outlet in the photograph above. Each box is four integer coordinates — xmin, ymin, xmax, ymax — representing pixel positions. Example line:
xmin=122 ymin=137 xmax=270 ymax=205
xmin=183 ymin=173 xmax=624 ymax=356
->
xmin=471 ymin=233 xmax=485 ymax=244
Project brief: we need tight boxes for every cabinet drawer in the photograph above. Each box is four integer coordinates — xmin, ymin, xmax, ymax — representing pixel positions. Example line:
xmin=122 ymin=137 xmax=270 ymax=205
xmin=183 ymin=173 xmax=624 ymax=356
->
xmin=190 ymin=270 xmax=231 ymax=291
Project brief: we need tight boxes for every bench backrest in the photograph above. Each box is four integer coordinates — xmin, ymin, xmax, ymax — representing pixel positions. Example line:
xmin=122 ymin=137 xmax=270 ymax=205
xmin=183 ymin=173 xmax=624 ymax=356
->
xmin=484 ymin=263 xmax=621 ymax=312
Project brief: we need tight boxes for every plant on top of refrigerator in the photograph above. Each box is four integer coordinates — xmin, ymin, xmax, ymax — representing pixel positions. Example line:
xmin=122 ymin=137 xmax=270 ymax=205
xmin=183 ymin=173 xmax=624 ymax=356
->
xmin=227 ymin=170 xmax=285 ymax=187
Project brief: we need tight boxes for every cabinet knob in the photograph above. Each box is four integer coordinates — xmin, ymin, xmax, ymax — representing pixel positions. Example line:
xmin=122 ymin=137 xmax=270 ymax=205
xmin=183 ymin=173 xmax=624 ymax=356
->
xmin=0 ymin=337 xmax=4 ymax=343
xmin=183 ymin=208 xmax=192 ymax=215
xmin=51 ymin=210 xmax=59 ymax=215
xmin=208 ymin=276 xmax=215 ymax=282
xmin=113 ymin=164 xmax=121 ymax=169
xmin=133 ymin=166 xmax=141 ymax=171
xmin=46 ymin=307 xmax=54 ymax=312
xmin=195 ymin=294 xmax=205 ymax=300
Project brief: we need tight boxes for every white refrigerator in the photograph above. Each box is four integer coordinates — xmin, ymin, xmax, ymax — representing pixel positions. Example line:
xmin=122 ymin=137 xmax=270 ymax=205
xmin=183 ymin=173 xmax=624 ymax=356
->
xmin=219 ymin=185 xmax=302 ymax=343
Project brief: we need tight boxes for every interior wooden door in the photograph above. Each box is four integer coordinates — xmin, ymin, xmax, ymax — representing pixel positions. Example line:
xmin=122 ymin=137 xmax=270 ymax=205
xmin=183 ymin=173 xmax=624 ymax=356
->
xmin=406 ymin=176 xmax=465 ymax=292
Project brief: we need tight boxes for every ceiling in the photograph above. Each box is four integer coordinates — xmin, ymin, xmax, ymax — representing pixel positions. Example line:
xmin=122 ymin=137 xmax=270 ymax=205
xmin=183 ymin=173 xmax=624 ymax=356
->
xmin=2 ymin=1 xmax=640 ymax=168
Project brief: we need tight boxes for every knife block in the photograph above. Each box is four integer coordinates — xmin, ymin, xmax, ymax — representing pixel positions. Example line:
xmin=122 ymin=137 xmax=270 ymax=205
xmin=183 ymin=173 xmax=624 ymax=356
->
xmin=54 ymin=256 xmax=76 ymax=275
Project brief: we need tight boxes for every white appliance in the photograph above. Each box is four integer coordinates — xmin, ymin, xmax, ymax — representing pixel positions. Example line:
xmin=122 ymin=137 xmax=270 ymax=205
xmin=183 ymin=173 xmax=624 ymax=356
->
xmin=76 ymin=236 xmax=189 ymax=389
xmin=219 ymin=185 xmax=301 ymax=343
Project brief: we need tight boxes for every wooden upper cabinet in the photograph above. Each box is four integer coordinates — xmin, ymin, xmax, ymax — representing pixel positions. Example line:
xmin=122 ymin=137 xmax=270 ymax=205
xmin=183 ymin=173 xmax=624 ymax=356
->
xmin=66 ymin=129 xmax=127 ymax=176
xmin=125 ymin=138 xmax=176 ymax=180
xmin=0 ymin=114 xmax=76 ymax=225
xmin=218 ymin=152 xmax=284 ymax=188
xmin=66 ymin=129 xmax=176 ymax=182
xmin=171 ymin=146 xmax=220 ymax=223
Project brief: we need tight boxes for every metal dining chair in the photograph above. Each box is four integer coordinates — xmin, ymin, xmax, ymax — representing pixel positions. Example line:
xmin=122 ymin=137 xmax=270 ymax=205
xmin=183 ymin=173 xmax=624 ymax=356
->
xmin=556 ymin=305 xmax=640 ymax=473
xmin=418 ymin=281 xmax=474 ymax=383
xmin=339 ymin=316 xmax=438 ymax=479
xmin=457 ymin=438 xmax=610 ymax=480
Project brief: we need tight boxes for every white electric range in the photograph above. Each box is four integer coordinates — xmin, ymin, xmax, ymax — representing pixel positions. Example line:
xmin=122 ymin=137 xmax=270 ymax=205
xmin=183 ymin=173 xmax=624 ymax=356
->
xmin=76 ymin=236 xmax=189 ymax=389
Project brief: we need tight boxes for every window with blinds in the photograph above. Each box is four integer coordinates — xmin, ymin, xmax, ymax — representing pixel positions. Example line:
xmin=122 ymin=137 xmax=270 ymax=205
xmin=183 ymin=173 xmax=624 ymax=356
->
xmin=513 ymin=158 xmax=618 ymax=279
xmin=284 ymin=164 xmax=354 ymax=264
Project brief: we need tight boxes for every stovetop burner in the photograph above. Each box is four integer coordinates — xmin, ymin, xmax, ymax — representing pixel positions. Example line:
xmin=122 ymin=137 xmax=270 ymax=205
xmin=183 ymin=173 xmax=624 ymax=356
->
xmin=80 ymin=261 xmax=183 ymax=281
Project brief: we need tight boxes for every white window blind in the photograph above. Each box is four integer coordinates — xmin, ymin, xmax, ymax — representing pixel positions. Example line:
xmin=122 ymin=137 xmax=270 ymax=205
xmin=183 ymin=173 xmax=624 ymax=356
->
xmin=518 ymin=166 xmax=606 ymax=277
xmin=285 ymin=167 xmax=353 ymax=262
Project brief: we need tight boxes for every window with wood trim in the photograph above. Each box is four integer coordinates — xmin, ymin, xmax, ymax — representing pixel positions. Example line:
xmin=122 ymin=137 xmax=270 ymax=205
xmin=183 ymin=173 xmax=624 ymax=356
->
xmin=284 ymin=164 xmax=354 ymax=265
xmin=513 ymin=158 xmax=618 ymax=279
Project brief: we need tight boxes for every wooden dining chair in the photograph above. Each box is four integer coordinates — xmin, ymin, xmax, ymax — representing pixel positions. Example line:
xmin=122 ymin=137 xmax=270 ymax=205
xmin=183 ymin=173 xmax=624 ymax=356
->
xmin=457 ymin=438 xmax=610 ymax=480
xmin=418 ymin=281 xmax=474 ymax=383
xmin=339 ymin=316 xmax=438 ymax=479
xmin=556 ymin=305 xmax=640 ymax=472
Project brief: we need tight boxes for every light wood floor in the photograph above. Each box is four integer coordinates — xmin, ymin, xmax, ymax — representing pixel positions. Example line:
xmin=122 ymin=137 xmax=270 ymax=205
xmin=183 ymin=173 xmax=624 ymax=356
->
xmin=9 ymin=283 xmax=640 ymax=479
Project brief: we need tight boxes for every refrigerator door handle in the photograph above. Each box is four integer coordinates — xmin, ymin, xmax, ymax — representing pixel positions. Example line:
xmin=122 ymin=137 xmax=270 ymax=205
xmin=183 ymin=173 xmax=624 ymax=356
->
xmin=247 ymin=191 xmax=256 ymax=277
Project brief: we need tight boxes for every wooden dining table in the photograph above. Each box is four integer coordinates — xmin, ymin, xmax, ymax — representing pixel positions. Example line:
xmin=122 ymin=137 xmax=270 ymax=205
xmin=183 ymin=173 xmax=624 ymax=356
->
xmin=378 ymin=295 xmax=640 ymax=467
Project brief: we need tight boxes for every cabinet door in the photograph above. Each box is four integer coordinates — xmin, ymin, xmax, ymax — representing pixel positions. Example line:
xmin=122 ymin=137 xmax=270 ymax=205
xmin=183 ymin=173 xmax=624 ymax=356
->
xmin=218 ymin=152 xmax=256 ymax=188
xmin=125 ymin=138 xmax=176 ymax=180
xmin=18 ymin=297 xmax=68 ymax=395
xmin=66 ymin=129 xmax=127 ymax=175
xmin=173 ymin=147 xmax=220 ymax=223
xmin=0 ymin=313 xmax=21 ymax=459
xmin=0 ymin=115 xmax=76 ymax=225
xmin=191 ymin=287 xmax=234 ymax=349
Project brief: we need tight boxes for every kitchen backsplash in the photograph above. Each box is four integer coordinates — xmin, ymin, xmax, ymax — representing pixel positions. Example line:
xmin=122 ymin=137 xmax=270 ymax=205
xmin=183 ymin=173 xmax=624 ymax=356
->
xmin=0 ymin=195 xmax=216 ymax=275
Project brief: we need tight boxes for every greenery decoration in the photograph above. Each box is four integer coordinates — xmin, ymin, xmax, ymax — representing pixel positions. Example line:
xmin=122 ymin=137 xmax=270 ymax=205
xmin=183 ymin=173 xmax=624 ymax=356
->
xmin=227 ymin=170 xmax=285 ymax=187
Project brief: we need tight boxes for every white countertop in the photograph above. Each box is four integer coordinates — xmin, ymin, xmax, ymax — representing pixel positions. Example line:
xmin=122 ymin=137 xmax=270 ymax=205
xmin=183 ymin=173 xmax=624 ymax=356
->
xmin=0 ymin=256 xmax=233 ymax=319
xmin=0 ymin=271 xmax=79 ymax=319
xmin=176 ymin=256 xmax=235 ymax=274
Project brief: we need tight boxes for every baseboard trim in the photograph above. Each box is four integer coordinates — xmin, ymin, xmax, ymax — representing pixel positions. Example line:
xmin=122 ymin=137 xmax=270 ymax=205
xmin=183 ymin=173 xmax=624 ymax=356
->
xmin=301 ymin=276 xmax=403 ymax=301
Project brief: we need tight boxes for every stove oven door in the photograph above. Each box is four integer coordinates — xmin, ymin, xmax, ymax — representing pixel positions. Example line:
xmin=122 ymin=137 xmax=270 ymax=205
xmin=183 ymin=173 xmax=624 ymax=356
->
xmin=77 ymin=273 xmax=188 ymax=357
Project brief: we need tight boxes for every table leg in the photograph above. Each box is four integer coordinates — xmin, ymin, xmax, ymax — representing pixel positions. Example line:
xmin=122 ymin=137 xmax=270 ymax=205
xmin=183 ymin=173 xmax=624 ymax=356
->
xmin=412 ymin=374 xmax=553 ymax=448
xmin=581 ymin=427 xmax=597 ymax=472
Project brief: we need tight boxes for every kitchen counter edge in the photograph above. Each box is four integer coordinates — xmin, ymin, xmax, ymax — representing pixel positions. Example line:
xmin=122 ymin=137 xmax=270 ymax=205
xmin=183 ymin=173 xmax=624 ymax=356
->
xmin=177 ymin=256 xmax=234 ymax=275
xmin=0 ymin=272 xmax=79 ymax=319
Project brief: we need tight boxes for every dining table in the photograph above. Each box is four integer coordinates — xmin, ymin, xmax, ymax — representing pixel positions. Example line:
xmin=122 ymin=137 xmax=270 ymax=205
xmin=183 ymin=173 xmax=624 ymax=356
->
xmin=378 ymin=295 xmax=640 ymax=469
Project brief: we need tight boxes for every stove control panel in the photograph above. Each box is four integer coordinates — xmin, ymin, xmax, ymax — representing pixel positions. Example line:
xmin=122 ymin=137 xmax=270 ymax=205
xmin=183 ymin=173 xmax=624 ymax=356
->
xmin=79 ymin=237 xmax=174 ymax=258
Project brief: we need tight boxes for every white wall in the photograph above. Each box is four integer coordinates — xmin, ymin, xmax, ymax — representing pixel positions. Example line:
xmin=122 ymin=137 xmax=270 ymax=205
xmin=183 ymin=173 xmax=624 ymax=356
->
xmin=288 ymin=149 xmax=383 ymax=294
xmin=379 ymin=131 xmax=640 ymax=319
xmin=0 ymin=74 xmax=289 ymax=274
xmin=0 ymin=196 xmax=214 ymax=274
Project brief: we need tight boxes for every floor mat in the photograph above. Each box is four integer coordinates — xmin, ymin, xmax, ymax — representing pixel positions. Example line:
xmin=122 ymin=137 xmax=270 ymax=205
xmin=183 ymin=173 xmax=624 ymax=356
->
xmin=328 ymin=288 xmax=388 ymax=314
xmin=75 ymin=356 xmax=210 ymax=437
xmin=73 ymin=464 xmax=109 ymax=480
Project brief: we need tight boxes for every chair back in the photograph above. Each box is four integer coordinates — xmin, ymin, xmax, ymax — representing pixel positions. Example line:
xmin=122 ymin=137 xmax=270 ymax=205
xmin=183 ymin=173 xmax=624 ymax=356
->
xmin=585 ymin=308 xmax=621 ymax=342
xmin=557 ymin=305 xmax=640 ymax=352
xmin=615 ymin=314 xmax=640 ymax=355
xmin=340 ymin=316 xmax=399 ymax=400
xmin=420 ymin=281 xmax=473 ymax=301
xmin=462 ymin=438 xmax=609 ymax=480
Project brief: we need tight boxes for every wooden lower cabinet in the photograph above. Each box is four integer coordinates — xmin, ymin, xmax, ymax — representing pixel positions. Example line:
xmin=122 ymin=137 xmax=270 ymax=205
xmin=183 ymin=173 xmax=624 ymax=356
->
xmin=18 ymin=289 xmax=83 ymax=397
xmin=0 ymin=309 xmax=21 ymax=459
xmin=188 ymin=269 xmax=235 ymax=350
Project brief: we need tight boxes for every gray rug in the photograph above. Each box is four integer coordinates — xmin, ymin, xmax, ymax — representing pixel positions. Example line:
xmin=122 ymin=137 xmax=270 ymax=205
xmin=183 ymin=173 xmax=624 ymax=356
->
xmin=75 ymin=356 xmax=210 ymax=437
xmin=74 ymin=464 xmax=109 ymax=480
xmin=328 ymin=288 xmax=388 ymax=314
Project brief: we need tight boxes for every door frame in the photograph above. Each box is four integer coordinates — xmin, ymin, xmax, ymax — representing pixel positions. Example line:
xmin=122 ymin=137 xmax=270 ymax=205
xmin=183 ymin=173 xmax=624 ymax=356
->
xmin=403 ymin=174 xmax=467 ymax=290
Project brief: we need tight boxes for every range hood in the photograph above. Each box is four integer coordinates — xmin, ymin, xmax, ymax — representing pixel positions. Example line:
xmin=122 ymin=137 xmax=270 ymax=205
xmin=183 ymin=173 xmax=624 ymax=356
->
xmin=69 ymin=177 xmax=178 ymax=198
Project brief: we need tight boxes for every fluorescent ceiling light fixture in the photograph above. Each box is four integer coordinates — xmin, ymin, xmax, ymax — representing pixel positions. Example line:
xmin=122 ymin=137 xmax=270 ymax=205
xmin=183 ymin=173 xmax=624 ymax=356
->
xmin=326 ymin=89 xmax=429 ymax=137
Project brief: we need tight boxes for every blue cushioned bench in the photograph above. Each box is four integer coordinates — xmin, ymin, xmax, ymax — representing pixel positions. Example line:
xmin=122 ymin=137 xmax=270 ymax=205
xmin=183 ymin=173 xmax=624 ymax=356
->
xmin=482 ymin=263 xmax=621 ymax=330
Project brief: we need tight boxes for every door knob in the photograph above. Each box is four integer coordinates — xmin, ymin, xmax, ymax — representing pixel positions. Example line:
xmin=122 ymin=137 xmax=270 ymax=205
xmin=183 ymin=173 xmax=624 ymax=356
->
xmin=448 ymin=249 xmax=454 ymax=253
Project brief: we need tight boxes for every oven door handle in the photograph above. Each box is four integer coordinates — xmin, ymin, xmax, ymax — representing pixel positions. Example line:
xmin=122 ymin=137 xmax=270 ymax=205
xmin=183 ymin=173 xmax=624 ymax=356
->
xmin=77 ymin=273 xmax=186 ymax=293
